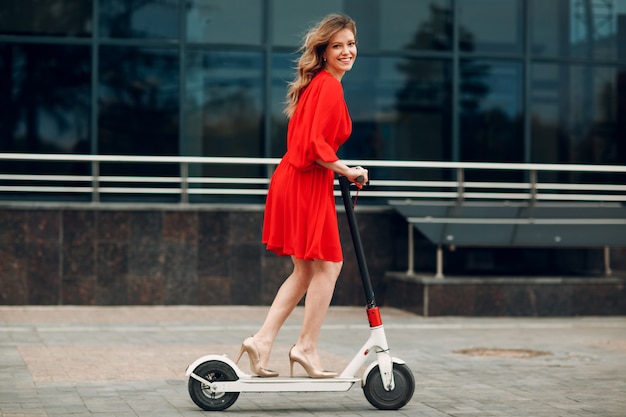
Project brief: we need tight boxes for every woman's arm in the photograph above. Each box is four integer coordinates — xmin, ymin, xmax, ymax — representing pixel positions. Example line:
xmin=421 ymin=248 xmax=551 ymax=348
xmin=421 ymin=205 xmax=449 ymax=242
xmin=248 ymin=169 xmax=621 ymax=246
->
xmin=316 ymin=159 xmax=368 ymax=184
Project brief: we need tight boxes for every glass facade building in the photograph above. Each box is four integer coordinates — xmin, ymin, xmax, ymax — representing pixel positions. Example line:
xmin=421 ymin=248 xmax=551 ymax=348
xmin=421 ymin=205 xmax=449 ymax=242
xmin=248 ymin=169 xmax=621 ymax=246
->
xmin=0 ymin=0 xmax=625 ymax=301
xmin=1 ymin=0 xmax=624 ymax=175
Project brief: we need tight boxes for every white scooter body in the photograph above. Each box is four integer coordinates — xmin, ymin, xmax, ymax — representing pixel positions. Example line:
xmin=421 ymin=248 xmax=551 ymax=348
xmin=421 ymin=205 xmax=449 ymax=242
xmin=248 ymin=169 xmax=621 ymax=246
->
xmin=186 ymin=323 xmax=405 ymax=393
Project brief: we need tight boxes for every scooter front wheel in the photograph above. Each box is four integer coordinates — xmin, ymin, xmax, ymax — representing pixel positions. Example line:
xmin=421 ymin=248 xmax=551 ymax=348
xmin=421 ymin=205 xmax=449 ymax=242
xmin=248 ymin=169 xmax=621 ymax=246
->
xmin=362 ymin=362 xmax=415 ymax=410
xmin=188 ymin=360 xmax=240 ymax=411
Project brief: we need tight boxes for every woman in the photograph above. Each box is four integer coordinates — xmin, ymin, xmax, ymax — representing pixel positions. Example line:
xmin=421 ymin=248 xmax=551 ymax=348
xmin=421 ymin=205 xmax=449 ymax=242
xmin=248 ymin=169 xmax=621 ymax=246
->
xmin=236 ymin=13 xmax=368 ymax=379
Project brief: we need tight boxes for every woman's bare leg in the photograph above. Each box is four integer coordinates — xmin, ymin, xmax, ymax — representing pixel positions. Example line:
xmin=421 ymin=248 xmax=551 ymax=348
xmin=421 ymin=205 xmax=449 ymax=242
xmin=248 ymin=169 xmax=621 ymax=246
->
xmin=292 ymin=259 xmax=342 ymax=371
xmin=251 ymin=257 xmax=314 ymax=368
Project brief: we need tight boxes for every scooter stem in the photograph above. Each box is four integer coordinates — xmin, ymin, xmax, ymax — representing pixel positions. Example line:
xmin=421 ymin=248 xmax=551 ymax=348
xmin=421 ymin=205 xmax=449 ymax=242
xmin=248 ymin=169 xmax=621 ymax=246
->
xmin=338 ymin=175 xmax=396 ymax=391
xmin=338 ymin=176 xmax=376 ymax=308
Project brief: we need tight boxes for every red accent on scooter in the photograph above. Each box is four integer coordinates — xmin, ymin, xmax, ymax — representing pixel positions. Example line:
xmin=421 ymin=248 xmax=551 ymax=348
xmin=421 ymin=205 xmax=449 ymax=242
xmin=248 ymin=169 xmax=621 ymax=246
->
xmin=366 ymin=307 xmax=383 ymax=328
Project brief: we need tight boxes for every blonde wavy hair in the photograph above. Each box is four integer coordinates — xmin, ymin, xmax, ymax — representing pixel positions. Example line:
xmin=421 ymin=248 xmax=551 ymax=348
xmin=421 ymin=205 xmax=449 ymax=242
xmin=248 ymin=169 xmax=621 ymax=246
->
xmin=284 ymin=13 xmax=356 ymax=118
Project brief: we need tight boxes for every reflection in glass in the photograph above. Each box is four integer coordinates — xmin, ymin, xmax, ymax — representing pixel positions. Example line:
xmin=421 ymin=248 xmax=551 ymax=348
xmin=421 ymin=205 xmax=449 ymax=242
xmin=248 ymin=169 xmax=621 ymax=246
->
xmin=0 ymin=0 xmax=92 ymax=37
xmin=344 ymin=56 xmax=452 ymax=181
xmin=96 ymin=46 xmax=180 ymax=202
xmin=272 ymin=0 xmax=452 ymax=51
xmin=272 ymin=0 xmax=343 ymax=47
xmin=269 ymin=54 xmax=293 ymax=158
xmin=99 ymin=0 xmax=179 ymax=39
xmin=0 ymin=43 xmax=91 ymax=201
xmin=460 ymin=60 xmax=523 ymax=179
xmin=379 ymin=0 xmax=452 ymax=51
xmin=530 ymin=0 xmax=624 ymax=60
xmin=0 ymin=44 xmax=91 ymax=156
xmin=184 ymin=49 xmax=264 ymax=200
xmin=98 ymin=46 xmax=179 ymax=175
xmin=187 ymin=0 xmax=262 ymax=44
xmin=531 ymin=63 xmax=621 ymax=176
xmin=458 ymin=0 xmax=523 ymax=53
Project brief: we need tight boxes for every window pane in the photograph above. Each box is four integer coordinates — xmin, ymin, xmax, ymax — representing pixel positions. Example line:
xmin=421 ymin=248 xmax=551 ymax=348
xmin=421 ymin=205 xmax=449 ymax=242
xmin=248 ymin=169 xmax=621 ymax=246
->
xmin=377 ymin=0 xmax=452 ymax=51
xmin=621 ymin=2 xmax=626 ymax=65
xmin=0 ymin=44 xmax=91 ymax=154
xmin=183 ymin=49 xmax=264 ymax=183
xmin=0 ymin=0 xmax=92 ymax=37
xmin=458 ymin=0 xmax=523 ymax=53
xmin=186 ymin=0 xmax=262 ymax=44
xmin=460 ymin=60 xmax=523 ymax=169
xmin=98 ymin=46 xmax=179 ymax=162
xmin=183 ymin=50 xmax=267 ymax=203
xmin=0 ymin=43 xmax=91 ymax=201
xmin=269 ymin=54 xmax=292 ymax=157
xmin=531 ymin=63 xmax=621 ymax=167
xmin=530 ymin=0 xmax=625 ymax=60
xmin=344 ymin=56 xmax=452 ymax=181
xmin=272 ymin=0 xmax=343 ymax=47
xmin=99 ymin=0 xmax=179 ymax=39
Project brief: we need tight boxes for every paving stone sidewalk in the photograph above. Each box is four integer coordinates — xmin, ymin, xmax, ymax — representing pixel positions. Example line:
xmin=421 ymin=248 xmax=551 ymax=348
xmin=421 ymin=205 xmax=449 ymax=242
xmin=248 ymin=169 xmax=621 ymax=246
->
xmin=1 ymin=306 xmax=625 ymax=416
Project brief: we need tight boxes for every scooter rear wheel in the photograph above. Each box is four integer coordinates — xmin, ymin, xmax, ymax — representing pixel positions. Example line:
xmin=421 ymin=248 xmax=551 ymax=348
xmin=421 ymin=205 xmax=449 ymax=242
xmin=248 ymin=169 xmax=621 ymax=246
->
xmin=188 ymin=360 xmax=240 ymax=411
xmin=362 ymin=362 xmax=415 ymax=410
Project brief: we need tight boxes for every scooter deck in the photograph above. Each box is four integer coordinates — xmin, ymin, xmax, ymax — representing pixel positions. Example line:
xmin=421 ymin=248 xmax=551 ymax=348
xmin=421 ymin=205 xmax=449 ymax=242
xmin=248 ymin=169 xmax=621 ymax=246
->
xmin=190 ymin=373 xmax=361 ymax=393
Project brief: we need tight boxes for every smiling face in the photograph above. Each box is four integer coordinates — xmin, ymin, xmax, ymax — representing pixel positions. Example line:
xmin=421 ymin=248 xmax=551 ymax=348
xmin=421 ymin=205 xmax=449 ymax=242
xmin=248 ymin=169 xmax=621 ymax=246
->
xmin=322 ymin=28 xmax=357 ymax=81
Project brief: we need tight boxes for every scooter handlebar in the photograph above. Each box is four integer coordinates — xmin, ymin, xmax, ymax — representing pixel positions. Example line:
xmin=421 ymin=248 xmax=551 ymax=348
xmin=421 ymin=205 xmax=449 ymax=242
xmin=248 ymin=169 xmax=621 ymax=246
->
xmin=338 ymin=175 xmax=367 ymax=189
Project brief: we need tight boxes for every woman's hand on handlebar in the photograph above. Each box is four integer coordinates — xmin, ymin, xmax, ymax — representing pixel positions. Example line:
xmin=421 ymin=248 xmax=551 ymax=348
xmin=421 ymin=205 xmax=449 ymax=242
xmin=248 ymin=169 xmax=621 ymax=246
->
xmin=314 ymin=159 xmax=369 ymax=188
xmin=347 ymin=166 xmax=368 ymax=188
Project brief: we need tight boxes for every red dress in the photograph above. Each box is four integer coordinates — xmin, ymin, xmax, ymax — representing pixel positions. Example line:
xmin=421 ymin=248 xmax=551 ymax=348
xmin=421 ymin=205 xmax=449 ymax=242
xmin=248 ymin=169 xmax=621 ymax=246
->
xmin=262 ymin=70 xmax=352 ymax=262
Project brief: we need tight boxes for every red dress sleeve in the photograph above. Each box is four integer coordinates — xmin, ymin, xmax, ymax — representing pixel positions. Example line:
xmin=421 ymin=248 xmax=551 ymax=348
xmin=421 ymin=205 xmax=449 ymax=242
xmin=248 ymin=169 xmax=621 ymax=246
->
xmin=286 ymin=72 xmax=351 ymax=169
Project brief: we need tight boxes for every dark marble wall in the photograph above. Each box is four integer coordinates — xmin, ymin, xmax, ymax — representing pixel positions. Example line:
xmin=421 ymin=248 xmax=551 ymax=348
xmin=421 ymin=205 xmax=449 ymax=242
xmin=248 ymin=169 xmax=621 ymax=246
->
xmin=0 ymin=207 xmax=399 ymax=306
xmin=1 ymin=206 xmax=625 ymax=311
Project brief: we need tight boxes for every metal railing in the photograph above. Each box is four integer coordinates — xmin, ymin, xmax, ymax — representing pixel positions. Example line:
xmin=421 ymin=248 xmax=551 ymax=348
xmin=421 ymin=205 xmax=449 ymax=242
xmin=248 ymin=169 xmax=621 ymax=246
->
xmin=1 ymin=153 xmax=626 ymax=205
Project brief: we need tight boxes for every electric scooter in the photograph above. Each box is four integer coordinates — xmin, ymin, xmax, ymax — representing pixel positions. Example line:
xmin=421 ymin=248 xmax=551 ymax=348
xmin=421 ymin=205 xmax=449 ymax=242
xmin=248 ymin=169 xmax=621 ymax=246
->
xmin=185 ymin=176 xmax=415 ymax=411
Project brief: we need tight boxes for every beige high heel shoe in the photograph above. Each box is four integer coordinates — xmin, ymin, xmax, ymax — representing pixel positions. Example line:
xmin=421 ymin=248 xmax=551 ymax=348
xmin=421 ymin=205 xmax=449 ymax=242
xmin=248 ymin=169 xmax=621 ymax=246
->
xmin=288 ymin=345 xmax=338 ymax=379
xmin=236 ymin=337 xmax=279 ymax=377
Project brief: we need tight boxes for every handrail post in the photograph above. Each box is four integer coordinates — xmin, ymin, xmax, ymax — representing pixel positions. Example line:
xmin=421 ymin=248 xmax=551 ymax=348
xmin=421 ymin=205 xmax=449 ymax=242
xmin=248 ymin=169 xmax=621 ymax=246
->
xmin=180 ymin=161 xmax=189 ymax=204
xmin=406 ymin=223 xmax=414 ymax=275
xmin=435 ymin=244 xmax=444 ymax=278
xmin=530 ymin=169 xmax=537 ymax=206
xmin=604 ymin=246 xmax=612 ymax=277
xmin=456 ymin=167 xmax=464 ymax=204
xmin=91 ymin=160 xmax=99 ymax=203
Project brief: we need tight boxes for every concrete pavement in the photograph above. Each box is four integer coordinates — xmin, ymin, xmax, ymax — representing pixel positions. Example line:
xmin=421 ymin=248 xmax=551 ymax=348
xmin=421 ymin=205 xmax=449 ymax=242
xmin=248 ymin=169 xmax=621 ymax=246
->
xmin=1 ymin=306 xmax=625 ymax=416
